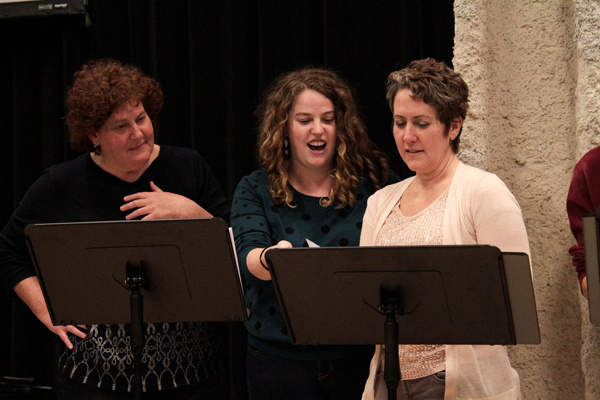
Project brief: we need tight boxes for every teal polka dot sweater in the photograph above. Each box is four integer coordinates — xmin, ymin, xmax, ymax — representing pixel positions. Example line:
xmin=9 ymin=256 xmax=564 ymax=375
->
xmin=231 ymin=169 xmax=398 ymax=360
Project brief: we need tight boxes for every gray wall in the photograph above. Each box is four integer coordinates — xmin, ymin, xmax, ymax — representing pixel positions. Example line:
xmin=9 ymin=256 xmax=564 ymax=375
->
xmin=454 ymin=1 xmax=600 ymax=398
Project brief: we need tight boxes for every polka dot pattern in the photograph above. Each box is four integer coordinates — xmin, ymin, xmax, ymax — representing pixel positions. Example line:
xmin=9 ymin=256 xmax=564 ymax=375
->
xmin=230 ymin=168 xmax=397 ymax=349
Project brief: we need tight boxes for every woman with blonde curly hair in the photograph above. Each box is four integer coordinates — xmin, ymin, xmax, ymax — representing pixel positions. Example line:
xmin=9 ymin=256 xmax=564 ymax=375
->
xmin=0 ymin=59 xmax=230 ymax=399
xmin=230 ymin=67 xmax=399 ymax=399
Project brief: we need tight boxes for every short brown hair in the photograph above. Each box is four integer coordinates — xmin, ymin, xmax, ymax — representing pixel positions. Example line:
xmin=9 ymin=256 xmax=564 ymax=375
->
xmin=386 ymin=58 xmax=469 ymax=153
xmin=65 ymin=59 xmax=163 ymax=152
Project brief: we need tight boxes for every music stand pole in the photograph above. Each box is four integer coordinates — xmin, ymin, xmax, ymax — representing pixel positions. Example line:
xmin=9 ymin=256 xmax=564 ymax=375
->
xmin=266 ymin=246 xmax=540 ymax=400
xmin=24 ymin=218 xmax=250 ymax=400
xmin=380 ymin=285 xmax=401 ymax=400
xmin=126 ymin=261 xmax=147 ymax=400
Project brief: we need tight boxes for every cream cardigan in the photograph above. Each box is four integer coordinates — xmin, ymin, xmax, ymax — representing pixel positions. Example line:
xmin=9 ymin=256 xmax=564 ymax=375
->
xmin=360 ymin=162 xmax=530 ymax=400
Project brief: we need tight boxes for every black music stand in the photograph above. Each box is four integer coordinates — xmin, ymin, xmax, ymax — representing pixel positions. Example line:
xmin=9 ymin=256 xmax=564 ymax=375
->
xmin=582 ymin=211 xmax=600 ymax=324
xmin=266 ymin=245 xmax=539 ymax=400
xmin=24 ymin=218 xmax=248 ymax=400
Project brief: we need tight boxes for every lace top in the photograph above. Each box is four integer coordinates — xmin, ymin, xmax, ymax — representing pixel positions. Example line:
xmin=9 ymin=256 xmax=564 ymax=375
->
xmin=375 ymin=189 xmax=448 ymax=380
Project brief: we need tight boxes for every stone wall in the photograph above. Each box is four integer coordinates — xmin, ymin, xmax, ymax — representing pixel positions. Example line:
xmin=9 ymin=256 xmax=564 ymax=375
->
xmin=453 ymin=0 xmax=598 ymax=398
xmin=573 ymin=2 xmax=600 ymax=398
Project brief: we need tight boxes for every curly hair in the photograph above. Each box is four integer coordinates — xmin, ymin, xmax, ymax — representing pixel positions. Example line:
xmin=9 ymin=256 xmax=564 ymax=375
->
xmin=386 ymin=58 xmax=469 ymax=153
xmin=65 ymin=59 xmax=164 ymax=153
xmin=257 ymin=67 xmax=390 ymax=209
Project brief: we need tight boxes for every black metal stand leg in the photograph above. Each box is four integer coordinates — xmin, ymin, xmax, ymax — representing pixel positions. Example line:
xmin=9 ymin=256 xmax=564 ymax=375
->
xmin=380 ymin=284 xmax=402 ymax=400
xmin=384 ymin=311 xmax=400 ymax=400
xmin=126 ymin=261 xmax=147 ymax=400
xmin=130 ymin=286 xmax=143 ymax=400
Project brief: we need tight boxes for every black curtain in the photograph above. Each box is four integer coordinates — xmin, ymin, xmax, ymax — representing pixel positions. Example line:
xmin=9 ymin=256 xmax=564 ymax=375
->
xmin=0 ymin=0 xmax=454 ymax=397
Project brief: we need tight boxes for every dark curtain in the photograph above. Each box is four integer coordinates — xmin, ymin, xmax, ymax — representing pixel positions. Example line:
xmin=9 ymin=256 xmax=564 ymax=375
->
xmin=0 ymin=0 xmax=454 ymax=398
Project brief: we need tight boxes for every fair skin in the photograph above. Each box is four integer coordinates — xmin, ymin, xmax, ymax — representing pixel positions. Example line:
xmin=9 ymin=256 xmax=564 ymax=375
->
xmin=247 ymin=88 xmax=338 ymax=280
xmin=287 ymin=88 xmax=337 ymax=196
xmin=392 ymin=89 xmax=462 ymax=216
xmin=16 ymin=100 xmax=213 ymax=349
xmin=90 ymin=101 xmax=157 ymax=183
xmin=91 ymin=101 xmax=212 ymax=220
xmin=14 ymin=276 xmax=87 ymax=350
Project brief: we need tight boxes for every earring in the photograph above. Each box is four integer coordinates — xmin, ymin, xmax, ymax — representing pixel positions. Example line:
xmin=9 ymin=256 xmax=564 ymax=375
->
xmin=93 ymin=143 xmax=102 ymax=156
xmin=283 ymin=137 xmax=290 ymax=159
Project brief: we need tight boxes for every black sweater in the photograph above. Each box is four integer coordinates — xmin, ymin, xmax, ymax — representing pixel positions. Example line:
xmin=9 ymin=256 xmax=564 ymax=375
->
xmin=0 ymin=145 xmax=230 ymax=393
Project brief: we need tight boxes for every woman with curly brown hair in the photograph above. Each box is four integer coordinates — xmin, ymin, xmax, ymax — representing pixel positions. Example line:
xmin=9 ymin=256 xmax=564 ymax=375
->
xmin=0 ymin=59 xmax=230 ymax=399
xmin=230 ymin=67 xmax=400 ymax=399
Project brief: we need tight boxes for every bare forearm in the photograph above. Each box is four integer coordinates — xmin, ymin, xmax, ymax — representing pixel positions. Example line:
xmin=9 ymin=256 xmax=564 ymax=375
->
xmin=191 ymin=204 xmax=213 ymax=219
xmin=13 ymin=276 xmax=87 ymax=349
xmin=245 ymin=241 xmax=293 ymax=281
xmin=247 ymin=248 xmax=272 ymax=281
xmin=13 ymin=276 xmax=52 ymax=325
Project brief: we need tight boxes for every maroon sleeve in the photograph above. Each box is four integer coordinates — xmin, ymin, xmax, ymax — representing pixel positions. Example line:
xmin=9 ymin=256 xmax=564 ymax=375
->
xmin=567 ymin=146 xmax=600 ymax=288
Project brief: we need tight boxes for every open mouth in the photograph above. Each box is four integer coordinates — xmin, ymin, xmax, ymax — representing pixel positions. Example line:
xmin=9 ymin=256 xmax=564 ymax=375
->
xmin=308 ymin=140 xmax=326 ymax=151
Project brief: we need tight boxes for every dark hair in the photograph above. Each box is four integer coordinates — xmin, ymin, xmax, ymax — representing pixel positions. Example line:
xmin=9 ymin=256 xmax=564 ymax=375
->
xmin=257 ymin=67 xmax=390 ymax=208
xmin=65 ymin=59 xmax=164 ymax=153
xmin=386 ymin=58 xmax=469 ymax=153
